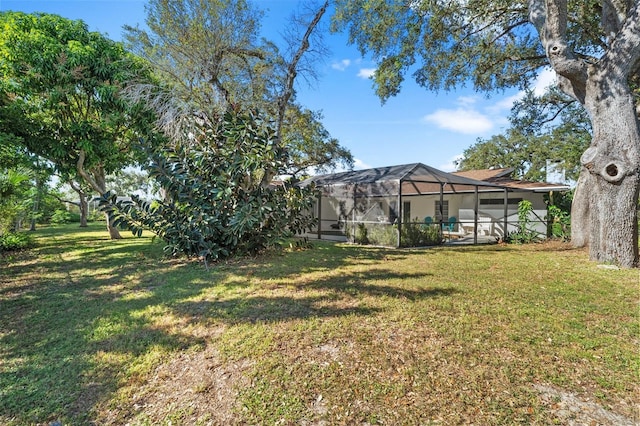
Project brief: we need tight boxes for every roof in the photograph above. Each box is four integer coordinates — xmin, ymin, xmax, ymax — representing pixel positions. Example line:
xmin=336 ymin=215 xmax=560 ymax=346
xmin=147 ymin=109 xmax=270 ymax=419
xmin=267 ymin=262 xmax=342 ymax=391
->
xmin=452 ymin=168 xmax=514 ymax=181
xmin=299 ymin=163 xmax=507 ymax=190
xmin=453 ymin=169 xmax=571 ymax=192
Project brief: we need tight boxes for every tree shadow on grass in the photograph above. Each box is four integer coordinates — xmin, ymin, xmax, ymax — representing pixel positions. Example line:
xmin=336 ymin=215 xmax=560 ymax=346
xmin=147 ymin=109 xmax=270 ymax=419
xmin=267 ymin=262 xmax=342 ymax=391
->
xmin=172 ymin=267 xmax=458 ymax=325
xmin=0 ymin=246 xmax=199 ymax=424
xmin=0 ymin=228 xmax=460 ymax=425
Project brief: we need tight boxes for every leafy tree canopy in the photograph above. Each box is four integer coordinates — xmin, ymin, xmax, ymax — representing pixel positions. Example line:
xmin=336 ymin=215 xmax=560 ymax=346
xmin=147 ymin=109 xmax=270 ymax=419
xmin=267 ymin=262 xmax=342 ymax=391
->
xmin=458 ymin=88 xmax=591 ymax=182
xmin=281 ymin=106 xmax=353 ymax=178
xmin=0 ymin=11 xmax=163 ymax=238
xmin=0 ymin=11 xmax=160 ymax=188
xmin=331 ymin=1 xmax=629 ymax=101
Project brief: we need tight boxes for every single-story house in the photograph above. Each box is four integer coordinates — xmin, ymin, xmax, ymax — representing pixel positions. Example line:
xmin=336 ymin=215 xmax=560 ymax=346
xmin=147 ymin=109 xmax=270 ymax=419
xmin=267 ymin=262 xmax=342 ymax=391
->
xmin=298 ymin=163 xmax=570 ymax=247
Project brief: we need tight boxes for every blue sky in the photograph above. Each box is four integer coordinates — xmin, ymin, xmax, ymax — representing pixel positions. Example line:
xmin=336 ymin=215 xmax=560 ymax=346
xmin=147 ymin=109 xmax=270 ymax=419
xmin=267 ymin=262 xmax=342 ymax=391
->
xmin=0 ymin=0 xmax=554 ymax=172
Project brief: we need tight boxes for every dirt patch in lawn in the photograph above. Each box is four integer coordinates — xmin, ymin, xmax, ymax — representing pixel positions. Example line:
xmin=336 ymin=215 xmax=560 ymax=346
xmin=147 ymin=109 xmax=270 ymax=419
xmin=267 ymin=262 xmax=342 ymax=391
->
xmin=535 ymin=384 xmax=638 ymax=426
xmin=99 ymin=345 xmax=253 ymax=425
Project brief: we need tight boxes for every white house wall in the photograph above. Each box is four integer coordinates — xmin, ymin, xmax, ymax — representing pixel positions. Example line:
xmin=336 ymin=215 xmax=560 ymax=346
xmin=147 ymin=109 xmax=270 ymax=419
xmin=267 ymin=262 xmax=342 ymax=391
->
xmin=396 ymin=191 xmax=549 ymax=238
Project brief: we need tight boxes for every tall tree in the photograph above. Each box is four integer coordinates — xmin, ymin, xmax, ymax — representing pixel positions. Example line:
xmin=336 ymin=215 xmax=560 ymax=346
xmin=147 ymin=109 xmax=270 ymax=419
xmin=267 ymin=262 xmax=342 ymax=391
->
xmin=332 ymin=0 xmax=640 ymax=267
xmin=0 ymin=11 xmax=160 ymax=239
xmin=123 ymin=0 xmax=350 ymax=180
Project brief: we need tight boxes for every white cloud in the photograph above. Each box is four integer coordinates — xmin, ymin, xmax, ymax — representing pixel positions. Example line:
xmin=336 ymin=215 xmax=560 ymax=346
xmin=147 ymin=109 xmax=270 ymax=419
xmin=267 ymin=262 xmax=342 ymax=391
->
xmin=493 ymin=68 xmax=558 ymax=112
xmin=422 ymin=69 xmax=558 ymax=138
xmin=456 ymin=95 xmax=478 ymax=107
xmin=532 ymin=67 xmax=556 ymax=96
xmin=438 ymin=154 xmax=464 ymax=172
xmin=490 ymin=93 xmax=522 ymax=112
xmin=331 ymin=59 xmax=351 ymax=71
xmin=423 ymin=108 xmax=494 ymax=134
xmin=357 ymin=68 xmax=376 ymax=79
xmin=353 ymin=158 xmax=373 ymax=170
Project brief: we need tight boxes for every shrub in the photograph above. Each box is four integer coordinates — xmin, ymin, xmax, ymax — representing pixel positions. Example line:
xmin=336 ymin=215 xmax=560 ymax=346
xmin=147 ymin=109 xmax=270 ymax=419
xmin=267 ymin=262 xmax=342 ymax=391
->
xmin=0 ymin=232 xmax=34 ymax=252
xmin=348 ymin=220 xmax=443 ymax=247
xmin=50 ymin=209 xmax=72 ymax=224
xmin=401 ymin=221 xmax=443 ymax=247
xmin=367 ymin=223 xmax=397 ymax=246
xmin=355 ymin=223 xmax=369 ymax=244
xmin=100 ymin=111 xmax=317 ymax=263
xmin=548 ymin=204 xmax=571 ymax=241
xmin=50 ymin=209 xmax=80 ymax=224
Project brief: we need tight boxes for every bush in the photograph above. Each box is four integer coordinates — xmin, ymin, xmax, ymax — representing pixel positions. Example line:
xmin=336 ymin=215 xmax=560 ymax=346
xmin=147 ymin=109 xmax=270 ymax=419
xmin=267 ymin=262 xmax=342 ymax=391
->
xmin=347 ymin=220 xmax=443 ymax=247
xmin=50 ymin=209 xmax=72 ymax=224
xmin=355 ymin=223 xmax=369 ymax=244
xmin=548 ymin=204 xmax=571 ymax=241
xmin=100 ymin=111 xmax=317 ymax=263
xmin=367 ymin=223 xmax=397 ymax=246
xmin=401 ymin=221 xmax=443 ymax=247
xmin=0 ymin=232 xmax=34 ymax=252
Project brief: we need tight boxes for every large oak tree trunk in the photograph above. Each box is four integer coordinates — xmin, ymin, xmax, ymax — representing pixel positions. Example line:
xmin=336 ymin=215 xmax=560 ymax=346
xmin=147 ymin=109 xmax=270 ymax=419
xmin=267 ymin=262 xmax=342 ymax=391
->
xmin=574 ymin=70 xmax=640 ymax=267
xmin=532 ymin=0 xmax=640 ymax=268
xmin=570 ymin=171 xmax=590 ymax=248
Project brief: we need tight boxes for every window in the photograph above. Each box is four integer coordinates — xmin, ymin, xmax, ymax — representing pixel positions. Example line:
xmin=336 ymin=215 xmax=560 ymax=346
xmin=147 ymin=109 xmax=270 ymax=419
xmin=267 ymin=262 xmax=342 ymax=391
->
xmin=435 ymin=200 xmax=449 ymax=222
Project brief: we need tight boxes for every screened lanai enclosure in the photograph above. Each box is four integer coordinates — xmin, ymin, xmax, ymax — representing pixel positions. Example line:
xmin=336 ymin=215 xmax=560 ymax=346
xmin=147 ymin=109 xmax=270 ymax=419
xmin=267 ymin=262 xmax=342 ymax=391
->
xmin=298 ymin=163 xmax=558 ymax=247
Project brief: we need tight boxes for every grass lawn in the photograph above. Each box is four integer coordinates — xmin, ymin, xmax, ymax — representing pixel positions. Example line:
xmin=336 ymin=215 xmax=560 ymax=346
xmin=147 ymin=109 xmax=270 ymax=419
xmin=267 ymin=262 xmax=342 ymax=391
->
xmin=1 ymin=223 xmax=638 ymax=425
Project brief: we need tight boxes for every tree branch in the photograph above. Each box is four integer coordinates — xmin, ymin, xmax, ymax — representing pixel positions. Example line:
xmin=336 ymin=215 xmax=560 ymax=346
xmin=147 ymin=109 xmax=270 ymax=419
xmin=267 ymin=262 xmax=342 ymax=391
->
xmin=601 ymin=0 xmax=640 ymax=78
xmin=77 ymin=149 xmax=105 ymax=194
xmin=602 ymin=0 xmax=633 ymax=41
xmin=528 ymin=0 xmax=588 ymax=103
xmin=276 ymin=1 xmax=328 ymax=141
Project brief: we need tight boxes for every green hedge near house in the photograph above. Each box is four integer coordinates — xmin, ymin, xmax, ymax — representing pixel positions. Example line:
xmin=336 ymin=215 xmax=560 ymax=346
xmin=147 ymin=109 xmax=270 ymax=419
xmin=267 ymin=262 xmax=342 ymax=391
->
xmin=347 ymin=220 xmax=443 ymax=247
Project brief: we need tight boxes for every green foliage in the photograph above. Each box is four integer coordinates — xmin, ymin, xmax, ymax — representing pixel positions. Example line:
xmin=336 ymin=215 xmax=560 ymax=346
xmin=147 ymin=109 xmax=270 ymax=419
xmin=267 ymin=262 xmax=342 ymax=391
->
xmin=105 ymin=167 xmax=160 ymax=199
xmin=100 ymin=111 xmax=318 ymax=262
xmin=458 ymin=89 xmax=591 ymax=182
xmin=548 ymin=205 xmax=571 ymax=241
xmin=546 ymin=190 xmax=573 ymax=241
xmin=355 ymin=223 xmax=369 ymax=245
xmin=49 ymin=209 xmax=81 ymax=225
xmin=0 ymin=11 xmax=161 ymax=196
xmin=506 ymin=200 xmax=540 ymax=244
xmin=0 ymin=231 xmax=34 ymax=252
xmin=349 ymin=220 xmax=443 ymax=247
xmin=281 ymin=107 xmax=354 ymax=178
xmin=400 ymin=221 xmax=443 ymax=247
xmin=331 ymin=1 xmax=548 ymax=102
xmin=124 ymin=0 xmax=266 ymax=116
xmin=35 ymin=190 xmax=69 ymax=224
xmin=0 ymin=168 xmax=31 ymax=234
xmin=366 ymin=224 xmax=397 ymax=246
xmin=124 ymin=0 xmax=352 ymax=178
